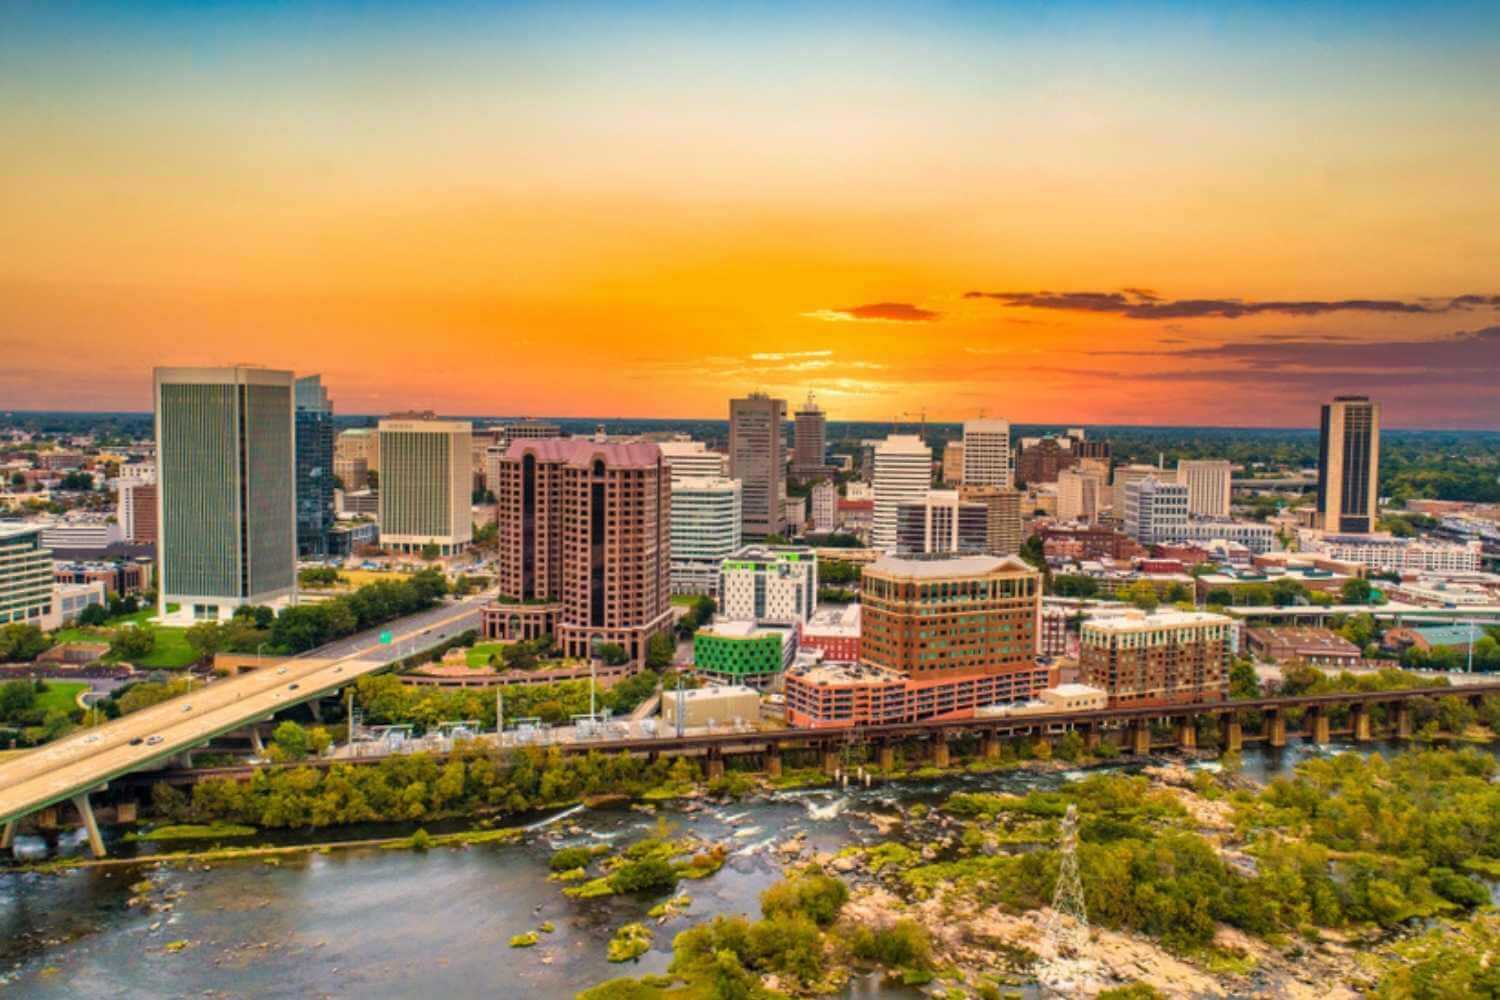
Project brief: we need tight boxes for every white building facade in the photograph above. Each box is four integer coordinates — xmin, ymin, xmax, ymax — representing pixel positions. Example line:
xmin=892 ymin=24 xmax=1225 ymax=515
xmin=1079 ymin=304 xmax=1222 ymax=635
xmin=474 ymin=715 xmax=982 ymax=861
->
xmin=717 ymin=545 xmax=818 ymax=625
xmin=961 ymin=419 xmax=1012 ymax=488
xmin=670 ymin=476 xmax=743 ymax=596
xmin=872 ymin=434 xmax=932 ymax=553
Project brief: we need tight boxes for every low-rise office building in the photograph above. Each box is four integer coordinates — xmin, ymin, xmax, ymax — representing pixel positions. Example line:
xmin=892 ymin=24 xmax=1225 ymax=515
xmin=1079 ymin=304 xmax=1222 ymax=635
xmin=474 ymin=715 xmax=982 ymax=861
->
xmin=718 ymin=545 xmax=818 ymax=626
xmin=1244 ymin=626 xmax=1361 ymax=667
xmin=693 ymin=620 xmax=796 ymax=689
xmin=798 ymin=603 xmax=861 ymax=662
xmin=661 ymin=684 xmax=761 ymax=729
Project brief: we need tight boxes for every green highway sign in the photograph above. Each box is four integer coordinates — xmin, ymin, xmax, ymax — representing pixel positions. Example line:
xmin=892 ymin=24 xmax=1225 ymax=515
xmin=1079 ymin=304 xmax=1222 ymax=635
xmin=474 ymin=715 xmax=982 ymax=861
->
xmin=380 ymin=631 xmax=393 ymax=644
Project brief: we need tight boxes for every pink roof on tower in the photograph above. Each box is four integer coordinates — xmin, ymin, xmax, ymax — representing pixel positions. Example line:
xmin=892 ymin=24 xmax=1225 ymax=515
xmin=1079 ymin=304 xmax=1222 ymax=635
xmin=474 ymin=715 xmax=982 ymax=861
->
xmin=503 ymin=437 xmax=663 ymax=469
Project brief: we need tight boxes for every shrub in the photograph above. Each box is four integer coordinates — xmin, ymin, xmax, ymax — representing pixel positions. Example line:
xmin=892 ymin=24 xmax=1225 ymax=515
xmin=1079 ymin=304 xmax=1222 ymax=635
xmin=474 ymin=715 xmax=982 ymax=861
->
xmin=760 ymin=870 xmax=848 ymax=927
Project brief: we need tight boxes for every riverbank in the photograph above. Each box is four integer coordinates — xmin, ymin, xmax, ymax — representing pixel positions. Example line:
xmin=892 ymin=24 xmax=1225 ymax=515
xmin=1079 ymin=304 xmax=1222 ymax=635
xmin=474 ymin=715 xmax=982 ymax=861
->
xmin=3 ymin=738 xmax=1497 ymax=998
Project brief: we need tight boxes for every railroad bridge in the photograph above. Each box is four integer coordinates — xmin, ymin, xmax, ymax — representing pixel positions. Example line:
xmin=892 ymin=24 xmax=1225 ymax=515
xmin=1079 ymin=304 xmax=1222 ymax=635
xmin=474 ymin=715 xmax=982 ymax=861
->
xmin=137 ymin=681 xmax=1500 ymax=789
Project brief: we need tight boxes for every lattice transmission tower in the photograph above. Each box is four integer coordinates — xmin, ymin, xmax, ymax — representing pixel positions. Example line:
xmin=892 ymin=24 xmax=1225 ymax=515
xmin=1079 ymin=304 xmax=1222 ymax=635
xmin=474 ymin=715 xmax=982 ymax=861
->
xmin=1043 ymin=803 xmax=1089 ymax=955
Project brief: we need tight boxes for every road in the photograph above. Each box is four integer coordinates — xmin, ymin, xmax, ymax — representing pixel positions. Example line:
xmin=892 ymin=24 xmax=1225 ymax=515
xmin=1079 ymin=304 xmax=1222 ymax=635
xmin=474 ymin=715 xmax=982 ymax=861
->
xmin=0 ymin=593 xmax=492 ymax=828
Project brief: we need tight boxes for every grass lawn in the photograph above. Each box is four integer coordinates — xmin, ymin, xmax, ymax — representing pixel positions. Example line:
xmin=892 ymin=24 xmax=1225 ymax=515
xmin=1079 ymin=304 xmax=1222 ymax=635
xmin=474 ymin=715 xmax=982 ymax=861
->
xmin=129 ymin=627 xmax=197 ymax=669
xmin=339 ymin=569 xmax=414 ymax=588
xmin=466 ymin=642 xmax=507 ymax=668
xmin=670 ymin=594 xmax=700 ymax=606
xmin=34 ymin=681 xmax=89 ymax=714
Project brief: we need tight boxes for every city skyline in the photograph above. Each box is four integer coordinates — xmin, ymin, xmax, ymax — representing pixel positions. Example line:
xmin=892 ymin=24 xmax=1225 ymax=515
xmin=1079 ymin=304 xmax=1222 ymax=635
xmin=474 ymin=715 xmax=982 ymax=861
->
xmin=3 ymin=3 xmax=1500 ymax=428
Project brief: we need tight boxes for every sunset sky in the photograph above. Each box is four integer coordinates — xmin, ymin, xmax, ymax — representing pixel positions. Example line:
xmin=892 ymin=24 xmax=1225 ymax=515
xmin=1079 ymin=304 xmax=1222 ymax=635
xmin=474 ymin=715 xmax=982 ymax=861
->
xmin=3 ymin=2 xmax=1499 ymax=428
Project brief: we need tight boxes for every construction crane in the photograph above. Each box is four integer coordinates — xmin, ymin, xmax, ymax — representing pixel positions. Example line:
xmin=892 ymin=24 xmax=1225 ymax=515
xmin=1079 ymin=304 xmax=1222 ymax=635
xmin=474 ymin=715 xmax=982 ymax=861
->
xmin=894 ymin=409 xmax=928 ymax=438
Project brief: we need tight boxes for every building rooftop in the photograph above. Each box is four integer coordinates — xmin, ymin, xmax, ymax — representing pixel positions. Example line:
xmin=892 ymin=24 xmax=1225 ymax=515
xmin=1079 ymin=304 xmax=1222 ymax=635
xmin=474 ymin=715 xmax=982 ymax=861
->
xmin=1407 ymin=624 xmax=1488 ymax=648
xmin=804 ymin=603 xmax=861 ymax=635
xmin=698 ymin=620 xmax=791 ymax=640
xmin=504 ymin=437 xmax=663 ymax=469
xmin=1083 ymin=609 xmax=1232 ymax=631
xmin=867 ymin=553 xmax=1033 ymax=579
xmin=1245 ymin=626 xmax=1359 ymax=654
xmin=0 ymin=522 xmax=45 ymax=542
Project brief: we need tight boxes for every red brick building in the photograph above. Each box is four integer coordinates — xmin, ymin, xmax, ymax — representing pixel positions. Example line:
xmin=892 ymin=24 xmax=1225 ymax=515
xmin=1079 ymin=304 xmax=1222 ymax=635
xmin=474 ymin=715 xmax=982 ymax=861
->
xmin=483 ymin=438 xmax=672 ymax=667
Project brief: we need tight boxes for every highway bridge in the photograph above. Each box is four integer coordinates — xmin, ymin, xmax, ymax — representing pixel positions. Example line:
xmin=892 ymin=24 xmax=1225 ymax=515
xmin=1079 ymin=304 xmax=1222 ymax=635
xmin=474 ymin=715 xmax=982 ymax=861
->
xmin=1223 ymin=602 xmax=1500 ymax=626
xmin=0 ymin=594 xmax=490 ymax=856
xmin=132 ymin=680 xmax=1500 ymax=792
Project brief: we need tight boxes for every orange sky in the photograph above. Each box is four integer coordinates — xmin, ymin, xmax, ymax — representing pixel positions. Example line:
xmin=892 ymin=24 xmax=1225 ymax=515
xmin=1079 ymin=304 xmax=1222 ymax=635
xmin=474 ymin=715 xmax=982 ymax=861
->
xmin=3 ymin=3 xmax=1499 ymax=427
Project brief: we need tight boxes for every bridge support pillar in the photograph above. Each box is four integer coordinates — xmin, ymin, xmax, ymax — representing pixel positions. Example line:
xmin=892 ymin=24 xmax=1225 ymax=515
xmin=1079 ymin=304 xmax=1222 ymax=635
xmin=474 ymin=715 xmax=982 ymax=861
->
xmin=1310 ymin=709 xmax=1330 ymax=745
xmin=1220 ymin=716 xmax=1243 ymax=754
xmin=706 ymin=753 xmax=725 ymax=782
xmin=176 ymin=751 xmax=194 ymax=769
xmin=1267 ymin=711 xmax=1286 ymax=748
xmin=1130 ymin=721 xmax=1151 ymax=756
xmin=1396 ymin=705 xmax=1412 ymax=739
xmin=765 ymin=746 xmax=782 ymax=779
xmin=308 ymin=699 xmax=324 ymax=723
xmin=38 ymin=807 xmax=58 ymax=830
xmin=821 ymin=749 xmax=840 ymax=776
xmin=116 ymin=801 xmax=138 ymax=824
xmin=932 ymin=739 xmax=951 ymax=769
xmin=1176 ymin=718 xmax=1197 ymax=751
xmin=1 ymin=820 xmax=15 ymax=851
xmin=981 ymin=732 xmax=1001 ymax=761
xmin=877 ymin=743 xmax=896 ymax=772
xmin=249 ymin=727 xmax=265 ymax=755
xmin=1084 ymin=724 xmax=1101 ymax=752
xmin=1352 ymin=705 xmax=1372 ymax=743
xmin=71 ymin=793 xmax=106 ymax=859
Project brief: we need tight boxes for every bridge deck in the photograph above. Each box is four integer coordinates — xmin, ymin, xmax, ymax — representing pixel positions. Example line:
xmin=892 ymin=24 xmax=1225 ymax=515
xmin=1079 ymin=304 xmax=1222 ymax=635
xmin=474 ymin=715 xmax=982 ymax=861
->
xmin=0 ymin=601 xmax=483 ymax=826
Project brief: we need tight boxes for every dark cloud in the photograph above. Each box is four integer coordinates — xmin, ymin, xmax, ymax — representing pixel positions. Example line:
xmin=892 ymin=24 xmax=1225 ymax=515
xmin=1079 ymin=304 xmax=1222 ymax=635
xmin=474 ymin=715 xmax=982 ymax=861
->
xmin=806 ymin=302 xmax=939 ymax=323
xmin=963 ymin=288 xmax=1500 ymax=320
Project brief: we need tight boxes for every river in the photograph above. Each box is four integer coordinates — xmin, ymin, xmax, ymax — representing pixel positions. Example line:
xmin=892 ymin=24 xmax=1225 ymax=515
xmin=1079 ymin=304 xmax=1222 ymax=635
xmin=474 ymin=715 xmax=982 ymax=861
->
xmin=0 ymin=739 xmax=1488 ymax=998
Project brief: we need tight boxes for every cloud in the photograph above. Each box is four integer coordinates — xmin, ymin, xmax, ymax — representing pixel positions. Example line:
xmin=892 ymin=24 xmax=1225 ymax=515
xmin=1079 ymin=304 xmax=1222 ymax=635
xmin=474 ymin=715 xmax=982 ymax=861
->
xmin=749 ymin=350 xmax=833 ymax=361
xmin=803 ymin=302 xmax=939 ymax=323
xmin=962 ymin=288 xmax=1500 ymax=320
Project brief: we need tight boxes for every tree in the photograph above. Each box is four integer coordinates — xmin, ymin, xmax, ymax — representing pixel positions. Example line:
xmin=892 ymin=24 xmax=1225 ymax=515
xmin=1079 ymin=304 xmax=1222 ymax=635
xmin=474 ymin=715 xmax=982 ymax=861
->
xmin=109 ymin=625 xmax=156 ymax=661
xmin=596 ymin=642 xmax=629 ymax=666
xmin=0 ymin=624 xmax=51 ymax=663
xmin=1122 ymin=580 xmax=1159 ymax=612
xmin=1205 ymin=587 xmax=1235 ymax=607
xmin=76 ymin=602 xmax=110 ymax=627
xmin=502 ymin=642 xmax=539 ymax=670
xmin=0 ymin=679 xmax=37 ymax=720
xmin=1229 ymin=659 xmax=1261 ymax=700
xmin=419 ymin=543 xmax=441 ymax=561
xmin=271 ymin=721 xmax=310 ymax=759
xmin=646 ymin=632 xmax=675 ymax=670
xmin=1340 ymin=578 xmax=1373 ymax=605
xmin=185 ymin=621 xmax=228 ymax=661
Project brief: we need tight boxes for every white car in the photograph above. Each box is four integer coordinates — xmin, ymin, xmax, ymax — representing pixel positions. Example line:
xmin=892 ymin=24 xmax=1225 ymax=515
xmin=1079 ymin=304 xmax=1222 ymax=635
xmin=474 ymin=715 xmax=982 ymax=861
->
xmin=146 ymin=735 xmax=164 ymax=746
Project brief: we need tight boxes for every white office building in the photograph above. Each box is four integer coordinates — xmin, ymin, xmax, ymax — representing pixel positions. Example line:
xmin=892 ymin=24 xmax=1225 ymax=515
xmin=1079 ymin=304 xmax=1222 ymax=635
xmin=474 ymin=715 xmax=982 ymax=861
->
xmin=1299 ymin=531 xmax=1482 ymax=574
xmin=872 ymin=434 xmax=932 ymax=552
xmin=1056 ymin=468 xmax=1104 ymax=524
xmin=718 ymin=545 xmax=818 ymax=625
xmin=810 ymin=480 xmax=838 ymax=534
xmin=1176 ymin=460 xmax=1232 ymax=518
xmin=1123 ymin=476 xmax=1189 ymax=546
xmin=659 ymin=440 xmax=729 ymax=483
xmin=378 ymin=417 xmax=473 ymax=555
xmin=0 ymin=524 xmax=54 ymax=627
xmin=670 ymin=476 xmax=742 ymax=596
xmin=962 ymin=419 xmax=1012 ymax=488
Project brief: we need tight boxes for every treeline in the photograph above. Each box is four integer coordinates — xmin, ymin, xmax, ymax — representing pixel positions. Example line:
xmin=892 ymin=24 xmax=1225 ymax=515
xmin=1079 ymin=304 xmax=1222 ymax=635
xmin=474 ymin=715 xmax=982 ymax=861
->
xmin=270 ymin=570 xmax=448 ymax=652
xmin=909 ymin=756 xmax=1500 ymax=953
xmin=353 ymin=670 xmax=659 ymax=729
xmin=152 ymin=743 xmax=692 ymax=829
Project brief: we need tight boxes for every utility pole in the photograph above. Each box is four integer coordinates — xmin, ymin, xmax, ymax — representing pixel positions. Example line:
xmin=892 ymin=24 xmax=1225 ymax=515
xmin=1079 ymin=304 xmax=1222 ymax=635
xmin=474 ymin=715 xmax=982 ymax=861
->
xmin=496 ymin=688 xmax=504 ymax=738
xmin=674 ymin=672 xmax=686 ymax=738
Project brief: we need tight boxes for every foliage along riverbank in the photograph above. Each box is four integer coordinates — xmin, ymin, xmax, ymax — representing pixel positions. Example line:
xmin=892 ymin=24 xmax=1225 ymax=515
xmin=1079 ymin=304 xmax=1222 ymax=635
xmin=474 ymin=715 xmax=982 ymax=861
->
xmin=575 ymin=746 xmax=1500 ymax=999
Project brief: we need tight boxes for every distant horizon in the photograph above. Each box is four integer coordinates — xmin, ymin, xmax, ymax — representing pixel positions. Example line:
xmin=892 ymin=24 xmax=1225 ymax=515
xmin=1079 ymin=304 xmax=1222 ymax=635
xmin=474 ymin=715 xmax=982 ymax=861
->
xmin=4 ymin=407 xmax=1499 ymax=436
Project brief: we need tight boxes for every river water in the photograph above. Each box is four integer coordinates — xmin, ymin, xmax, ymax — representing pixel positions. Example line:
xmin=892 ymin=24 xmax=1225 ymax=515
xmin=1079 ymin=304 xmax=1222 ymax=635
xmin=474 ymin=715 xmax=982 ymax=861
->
xmin=0 ymin=740 xmax=1489 ymax=999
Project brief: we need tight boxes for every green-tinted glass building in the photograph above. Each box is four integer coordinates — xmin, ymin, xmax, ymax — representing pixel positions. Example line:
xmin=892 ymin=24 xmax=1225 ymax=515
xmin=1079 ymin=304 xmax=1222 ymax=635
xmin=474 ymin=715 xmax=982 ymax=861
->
xmin=693 ymin=620 xmax=793 ymax=689
xmin=155 ymin=366 xmax=296 ymax=620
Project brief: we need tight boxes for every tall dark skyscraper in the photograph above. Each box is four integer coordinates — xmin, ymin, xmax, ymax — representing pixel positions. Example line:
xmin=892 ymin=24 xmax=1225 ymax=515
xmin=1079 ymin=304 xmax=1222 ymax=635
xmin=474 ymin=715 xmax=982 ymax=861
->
xmin=155 ymin=366 xmax=296 ymax=620
xmin=295 ymin=375 xmax=335 ymax=556
xmin=792 ymin=392 xmax=827 ymax=481
xmin=1317 ymin=395 xmax=1380 ymax=534
xmin=729 ymin=393 xmax=786 ymax=539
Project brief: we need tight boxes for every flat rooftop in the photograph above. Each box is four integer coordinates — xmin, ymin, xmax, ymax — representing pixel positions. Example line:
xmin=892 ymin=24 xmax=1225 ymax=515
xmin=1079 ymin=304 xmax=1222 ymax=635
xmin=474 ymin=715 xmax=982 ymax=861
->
xmin=868 ymin=553 xmax=1032 ymax=579
xmin=1083 ymin=609 xmax=1232 ymax=631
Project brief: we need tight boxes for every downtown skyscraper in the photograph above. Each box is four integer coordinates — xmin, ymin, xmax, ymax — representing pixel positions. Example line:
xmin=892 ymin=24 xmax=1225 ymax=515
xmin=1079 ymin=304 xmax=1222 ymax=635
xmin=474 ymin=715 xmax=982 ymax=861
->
xmin=154 ymin=366 xmax=296 ymax=620
xmin=1318 ymin=395 xmax=1381 ymax=534
xmin=729 ymin=393 xmax=786 ymax=539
